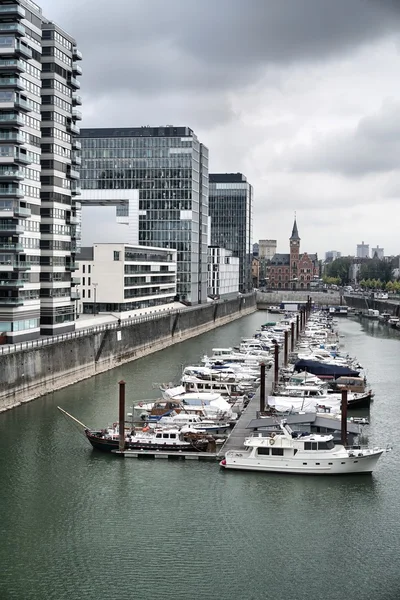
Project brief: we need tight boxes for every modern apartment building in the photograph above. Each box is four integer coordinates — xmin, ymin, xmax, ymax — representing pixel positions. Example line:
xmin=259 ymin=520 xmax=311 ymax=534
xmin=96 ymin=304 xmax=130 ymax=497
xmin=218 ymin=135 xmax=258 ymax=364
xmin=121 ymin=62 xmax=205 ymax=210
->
xmin=0 ymin=0 xmax=82 ymax=343
xmin=207 ymin=246 xmax=239 ymax=298
xmin=209 ymin=173 xmax=253 ymax=293
xmin=259 ymin=239 xmax=276 ymax=261
xmin=75 ymin=243 xmax=177 ymax=315
xmin=79 ymin=126 xmax=209 ymax=305
xmin=325 ymin=250 xmax=341 ymax=262
xmin=371 ymin=246 xmax=384 ymax=260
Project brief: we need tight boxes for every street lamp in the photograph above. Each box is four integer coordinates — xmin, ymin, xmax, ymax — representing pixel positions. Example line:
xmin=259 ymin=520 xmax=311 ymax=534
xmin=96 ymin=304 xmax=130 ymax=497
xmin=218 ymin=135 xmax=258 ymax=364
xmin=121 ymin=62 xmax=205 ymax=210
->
xmin=93 ymin=282 xmax=98 ymax=315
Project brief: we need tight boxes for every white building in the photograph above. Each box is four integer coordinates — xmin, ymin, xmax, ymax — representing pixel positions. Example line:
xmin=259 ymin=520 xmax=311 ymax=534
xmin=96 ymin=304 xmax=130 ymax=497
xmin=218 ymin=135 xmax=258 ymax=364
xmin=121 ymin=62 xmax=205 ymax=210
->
xmin=357 ymin=242 xmax=369 ymax=258
xmin=259 ymin=240 xmax=277 ymax=261
xmin=371 ymin=246 xmax=384 ymax=259
xmin=208 ymin=247 xmax=239 ymax=298
xmin=75 ymin=244 xmax=177 ymax=315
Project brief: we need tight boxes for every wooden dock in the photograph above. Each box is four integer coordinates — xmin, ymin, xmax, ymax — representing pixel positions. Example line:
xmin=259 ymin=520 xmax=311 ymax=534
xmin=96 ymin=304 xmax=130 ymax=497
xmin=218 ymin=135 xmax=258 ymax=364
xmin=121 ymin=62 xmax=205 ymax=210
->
xmin=112 ymin=449 xmax=218 ymax=460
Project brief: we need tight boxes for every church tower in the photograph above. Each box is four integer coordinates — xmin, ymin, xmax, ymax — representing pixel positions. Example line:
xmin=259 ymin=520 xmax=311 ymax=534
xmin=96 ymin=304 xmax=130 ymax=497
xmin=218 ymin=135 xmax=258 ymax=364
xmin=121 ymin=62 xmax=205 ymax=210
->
xmin=290 ymin=218 xmax=300 ymax=288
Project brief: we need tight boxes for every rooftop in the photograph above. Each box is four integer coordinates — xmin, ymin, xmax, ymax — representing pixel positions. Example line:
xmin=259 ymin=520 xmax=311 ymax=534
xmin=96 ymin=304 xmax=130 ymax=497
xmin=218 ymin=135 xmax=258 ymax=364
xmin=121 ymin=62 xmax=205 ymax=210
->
xmin=80 ymin=126 xmax=194 ymax=139
xmin=209 ymin=173 xmax=247 ymax=183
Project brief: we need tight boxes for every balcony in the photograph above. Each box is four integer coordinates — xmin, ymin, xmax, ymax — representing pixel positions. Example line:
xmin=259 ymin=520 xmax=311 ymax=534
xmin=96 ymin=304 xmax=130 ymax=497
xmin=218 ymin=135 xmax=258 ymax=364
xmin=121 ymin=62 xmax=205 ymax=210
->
xmin=68 ymin=168 xmax=79 ymax=180
xmin=72 ymin=62 xmax=82 ymax=76
xmin=0 ymin=76 xmax=25 ymax=90
xmin=14 ymin=96 xmax=31 ymax=112
xmin=0 ymin=167 xmax=23 ymax=181
xmin=15 ymin=42 xmax=32 ymax=59
xmin=14 ymin=151 xmax=31 ymax=165
xmin=71 ymin=153 xmax=81 ymax=166
xmin=0 ymin=296 xmax=24 ymax=305
xmin=72 ymin=139 xmax=81 ymax=150
xmin=0 ymin=242 xmax=24 ymax=252
xmin=72 ymin=47 xmax=82 ymax=61
xmin=66 ymin=262 xmax=78 ymax=271
xmin=0 ymin=223 xmax=23 ymax=233
xmin=68 ymin=122 xmax=80 ymax=135
xmin=72 ymin=92 xmax=82 ymax=105
xmin=0 ymin=4 xmax=26 ymax=18
xmin=67 ymin=214 xmax=79 ymax=225
xmin=14 ymin=205 xmax=30 ymax=218
xmin=72 ymin=108 xmax=82 ymax=120
xmin=0 ymin=59 xmax=25 ymax=72
xmin=13 ymin=261 xmax=30 ymax=270
xmin=71 ymin=276 xmax=80 ymax=285
xmin=71 ymin=291 xmax=80 ymax=300
xmin=0 ymin=132 xmax=24 ymax=144
xmin=0 ymin=186 xmax=23 ymax=197
xmin=0 ymin=279 xmax=24 ymax=287
xmin=0 ymin=23 xmax=25 ymax=37
xmin=70 ymin=182 xmax=81 ymax=195
xmin=69 ymin=77 xmax=80 ymax=89
xmin=0 ymin=113 xmax=24 ymax=127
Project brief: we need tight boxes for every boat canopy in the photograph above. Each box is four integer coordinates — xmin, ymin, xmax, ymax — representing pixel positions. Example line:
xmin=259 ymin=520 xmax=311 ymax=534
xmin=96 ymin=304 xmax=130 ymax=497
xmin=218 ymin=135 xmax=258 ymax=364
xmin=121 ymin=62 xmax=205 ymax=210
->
xmin=294 ymin=359 xmax=359 ymax=378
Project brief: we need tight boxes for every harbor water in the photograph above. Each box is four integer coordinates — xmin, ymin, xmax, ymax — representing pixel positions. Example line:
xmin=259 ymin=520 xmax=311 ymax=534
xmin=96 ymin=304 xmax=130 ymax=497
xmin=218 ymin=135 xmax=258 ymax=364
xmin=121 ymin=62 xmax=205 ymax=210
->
xmin=0 ymin=312 xmax=399 ymax=600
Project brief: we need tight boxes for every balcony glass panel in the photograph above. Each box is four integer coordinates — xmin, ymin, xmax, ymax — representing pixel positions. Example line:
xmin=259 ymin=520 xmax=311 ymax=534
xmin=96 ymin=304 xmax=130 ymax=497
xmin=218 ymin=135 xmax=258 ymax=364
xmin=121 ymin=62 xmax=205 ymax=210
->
xmin=0 ymin=5 xmax=26 ymax=16
xmin=0 ymin=24 xmax=25 ymax=36
xmin=0 ymin=36 xmax=16 ymax=49
xmin=0 ymin=90 xmax=15 ymax=102
xmin=0 ymin=59 xmax=24 ymax=70
xmin=0 ymin=77 xmax=23 ymax=87
xmin=0 ymin=113 xmax=23 ymax=125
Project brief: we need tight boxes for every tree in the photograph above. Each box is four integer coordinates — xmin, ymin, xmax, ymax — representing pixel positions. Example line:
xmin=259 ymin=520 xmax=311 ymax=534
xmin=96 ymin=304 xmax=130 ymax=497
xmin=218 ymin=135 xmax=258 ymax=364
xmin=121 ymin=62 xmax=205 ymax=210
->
xmin=324 ymin=257 xmax=353 ymax=285
xmin=359 ymin=258 xmax=393 ymax=283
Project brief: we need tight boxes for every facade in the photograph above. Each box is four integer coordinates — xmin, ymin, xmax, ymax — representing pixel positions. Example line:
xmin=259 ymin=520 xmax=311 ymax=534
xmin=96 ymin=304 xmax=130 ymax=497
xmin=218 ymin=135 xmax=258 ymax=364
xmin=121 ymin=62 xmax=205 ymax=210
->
xmin=76 ymin=243 xmax=177 ymax=314
xmin=209 ymin=173 xmax=253 ymax=294
xmin=251 ymin=256 xmax=259 ymax=288
xmin=325 ymin=250 xmax=341 ymax=262
xmin=79 ymin=126 xmax=209 ymax=305
xmin=267 ymin=219 xmax=318 ymax=289
xmin=0 ymin=0 xmax=82 ymax=343
xmin=207 ymin=246 xmax=239 ymax=299
xmin=371 ymin=246 xmax=384 ymax=259
xmin=357 ymin=242 xmax=369 ymax=259
xmin=252 ymin=242 xmax=259 ymax=257
xmin=259 ymin=239 xmax=277 ymax=261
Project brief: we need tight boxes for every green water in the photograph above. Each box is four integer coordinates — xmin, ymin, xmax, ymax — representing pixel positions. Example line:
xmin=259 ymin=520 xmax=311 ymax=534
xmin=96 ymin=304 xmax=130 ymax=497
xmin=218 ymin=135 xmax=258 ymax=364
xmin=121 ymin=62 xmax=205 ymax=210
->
xmin=0 ymin=313 xmax=399 ymax=600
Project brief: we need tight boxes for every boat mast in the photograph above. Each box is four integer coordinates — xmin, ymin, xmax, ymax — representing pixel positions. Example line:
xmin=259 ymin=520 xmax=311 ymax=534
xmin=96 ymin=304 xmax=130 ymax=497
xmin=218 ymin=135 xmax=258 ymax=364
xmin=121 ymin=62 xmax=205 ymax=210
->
xmin=57 ymin=406 xmax=89 ymax=429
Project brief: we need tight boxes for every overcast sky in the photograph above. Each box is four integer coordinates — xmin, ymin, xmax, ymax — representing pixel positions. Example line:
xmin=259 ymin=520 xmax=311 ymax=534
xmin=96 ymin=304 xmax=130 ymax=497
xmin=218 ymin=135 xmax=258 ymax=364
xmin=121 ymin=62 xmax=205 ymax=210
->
xmin=41 ymin=0 xmax=400 ymax=257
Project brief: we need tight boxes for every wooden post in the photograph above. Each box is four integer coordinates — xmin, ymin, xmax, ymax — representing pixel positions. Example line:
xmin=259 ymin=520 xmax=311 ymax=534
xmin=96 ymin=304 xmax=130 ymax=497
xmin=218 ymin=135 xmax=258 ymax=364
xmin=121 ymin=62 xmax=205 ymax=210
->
xmin=341 ymin=389 xmax=348 ymax=447
xmin=259 ymin=363 xmax=266 ymax=413
xmin=291 ymin=322 xmax=295 ymax=352
xmin=284 ymin=330 xmax=288 ymax=366
xmin=118 ymin=380 xmax=126 ymax=452
xmin=296 ymin=314 xmax=300 ymax=340
xmin=274 ymin=343 xmax=279 ymax=390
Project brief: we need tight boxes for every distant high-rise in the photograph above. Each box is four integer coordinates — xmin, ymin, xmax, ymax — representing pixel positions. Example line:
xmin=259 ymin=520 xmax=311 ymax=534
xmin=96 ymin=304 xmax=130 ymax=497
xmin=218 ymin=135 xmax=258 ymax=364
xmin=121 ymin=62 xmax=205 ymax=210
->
xmin=209 ymin=173 xmax=253 ymax=293
xmin=259 ymin=239 xmax=277 ymax=261
xmin=79 ymin=126 xmax=209 ymax=304
xmin=357 ymin=242 xmax=369 ymax=258
xmin=371 ymin=246 xmax=384 ymax=259
xmin=325 ymin=250 xmax=341 ymax=261
xmin=0 ymin=0 xmax=82 ymax=342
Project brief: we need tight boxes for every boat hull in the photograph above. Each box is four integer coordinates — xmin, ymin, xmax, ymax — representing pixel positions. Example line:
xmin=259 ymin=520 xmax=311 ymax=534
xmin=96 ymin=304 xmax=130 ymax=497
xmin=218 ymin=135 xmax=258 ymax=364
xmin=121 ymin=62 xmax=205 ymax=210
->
xmin=221 ymin=450 xmax=384 ymax=475
xmin=85 ymin=431 xmax=208 ymax=453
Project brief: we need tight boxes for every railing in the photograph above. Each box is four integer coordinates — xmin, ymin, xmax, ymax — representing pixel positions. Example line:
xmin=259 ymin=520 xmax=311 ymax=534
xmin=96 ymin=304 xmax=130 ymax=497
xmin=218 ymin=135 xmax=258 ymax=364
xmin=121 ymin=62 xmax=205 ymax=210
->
xmin=0 ymin=292 xmax=256 ymax=355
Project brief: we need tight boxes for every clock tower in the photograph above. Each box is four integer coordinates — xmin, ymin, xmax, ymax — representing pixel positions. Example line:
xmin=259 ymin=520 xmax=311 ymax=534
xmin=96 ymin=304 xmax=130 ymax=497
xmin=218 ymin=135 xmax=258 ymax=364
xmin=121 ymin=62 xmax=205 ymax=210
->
xmin=290 ymin=218 xmax=300 ymax=289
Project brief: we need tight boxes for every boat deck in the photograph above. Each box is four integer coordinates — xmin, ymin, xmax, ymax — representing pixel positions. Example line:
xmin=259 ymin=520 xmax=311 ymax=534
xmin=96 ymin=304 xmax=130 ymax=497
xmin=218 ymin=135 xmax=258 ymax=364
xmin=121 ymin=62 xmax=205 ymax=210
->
xmin=112 ymin=449 xmax=218 ymax=460
xmin=217 ymin=367 xmax=275 ymax=457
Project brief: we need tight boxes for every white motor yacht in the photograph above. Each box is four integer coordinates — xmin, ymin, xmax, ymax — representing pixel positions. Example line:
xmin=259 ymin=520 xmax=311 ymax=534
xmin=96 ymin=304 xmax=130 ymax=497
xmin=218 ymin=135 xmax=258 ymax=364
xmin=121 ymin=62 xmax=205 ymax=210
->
xmin=220 ymin=420 xmax=388 ymax=474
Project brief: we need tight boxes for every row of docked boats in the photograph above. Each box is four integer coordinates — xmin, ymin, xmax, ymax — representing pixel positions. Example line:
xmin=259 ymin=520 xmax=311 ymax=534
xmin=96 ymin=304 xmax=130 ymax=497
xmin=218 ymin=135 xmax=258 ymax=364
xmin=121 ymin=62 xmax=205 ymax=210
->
xmin=220 ymin=309 xmax=390 ymax=474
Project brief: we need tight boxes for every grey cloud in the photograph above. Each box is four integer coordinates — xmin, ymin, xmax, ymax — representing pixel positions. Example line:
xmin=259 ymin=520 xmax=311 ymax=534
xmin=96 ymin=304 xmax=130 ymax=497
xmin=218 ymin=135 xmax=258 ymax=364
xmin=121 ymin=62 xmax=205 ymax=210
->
xmin=42 ymin=0 xmax=400 ymax=100
xmin=283 ymin=102 xmax=400 ymax=177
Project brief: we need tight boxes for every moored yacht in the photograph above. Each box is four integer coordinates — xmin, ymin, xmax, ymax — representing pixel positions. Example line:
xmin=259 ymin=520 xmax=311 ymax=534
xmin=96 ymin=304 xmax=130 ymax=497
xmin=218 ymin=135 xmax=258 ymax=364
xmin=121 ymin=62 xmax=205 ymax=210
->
xmin=220 ymin=421 xmax=388 ymax=474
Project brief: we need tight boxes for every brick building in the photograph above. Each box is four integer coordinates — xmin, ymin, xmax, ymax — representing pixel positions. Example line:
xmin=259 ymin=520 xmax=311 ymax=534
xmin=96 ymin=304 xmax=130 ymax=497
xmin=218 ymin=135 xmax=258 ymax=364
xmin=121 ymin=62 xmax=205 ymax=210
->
xmin=267 ymin=220 xmax=318 ymax=289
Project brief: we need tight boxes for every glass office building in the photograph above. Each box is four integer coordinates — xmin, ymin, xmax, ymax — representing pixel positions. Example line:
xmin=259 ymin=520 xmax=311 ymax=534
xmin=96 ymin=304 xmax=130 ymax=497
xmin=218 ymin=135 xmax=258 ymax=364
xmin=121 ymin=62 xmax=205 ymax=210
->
xmin=79 ymin=126 xmax=209 ymax=304
xmin=209 ymin=173 xmax=253 ymax=293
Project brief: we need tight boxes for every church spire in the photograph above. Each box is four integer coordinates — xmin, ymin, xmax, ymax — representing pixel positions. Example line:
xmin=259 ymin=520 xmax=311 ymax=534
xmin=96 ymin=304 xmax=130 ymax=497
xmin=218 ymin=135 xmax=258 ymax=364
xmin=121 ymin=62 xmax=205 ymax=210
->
xmin=290 ymin=215 xmax=300 ymax=241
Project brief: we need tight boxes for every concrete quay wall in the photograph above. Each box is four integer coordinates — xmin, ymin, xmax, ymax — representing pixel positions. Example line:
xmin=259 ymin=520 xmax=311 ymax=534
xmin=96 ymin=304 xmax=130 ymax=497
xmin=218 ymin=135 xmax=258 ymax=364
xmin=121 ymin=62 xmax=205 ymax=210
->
xmin=256 ymin=290 xmax=341 ymax=307
xmin=344 ymin=294 xmax=400 ymax=316
xmin=0 ymin=295 xmax=256 ymax=413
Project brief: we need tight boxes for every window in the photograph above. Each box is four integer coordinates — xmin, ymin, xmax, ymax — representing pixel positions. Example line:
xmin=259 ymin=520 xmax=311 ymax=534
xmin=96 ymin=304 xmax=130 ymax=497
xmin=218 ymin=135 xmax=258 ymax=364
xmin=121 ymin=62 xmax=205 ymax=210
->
xmin=114 ymin=251 xmax=120 ymax=261
xmin=271 ymin=448 xmax=284 ymax=456
xmin=82 ymin=265 xmax=85 ymax=273
xmin=304 ymin=442 xmax=318 ymax=450
xmin=88 ymin=265 xmax=91 ymax=274
xmin=82 ymin=289 xmax=85 ymax=298
xmin=88 ymin=289 xmax=91 ymax=299
xmin=257 ymin=447 xmax=270 ymax=456
xmin=162 ymin=433 xmax=169 ymax=439
xmin=88 ymin=277 xmax=91 ymax=286
xmin=82 ymin=277 xmax=85 ymax=286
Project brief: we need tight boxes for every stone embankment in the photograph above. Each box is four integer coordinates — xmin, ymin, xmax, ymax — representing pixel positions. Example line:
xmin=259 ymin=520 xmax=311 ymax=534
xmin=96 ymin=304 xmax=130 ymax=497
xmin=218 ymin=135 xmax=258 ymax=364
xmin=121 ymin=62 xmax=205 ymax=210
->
xmin=256 ymin=290 xmax=341 ymax=308
xmin=0 ymin=294 xmax=256 ymax=413
xmin=344 ymin=294 xmax=400 ymax=316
